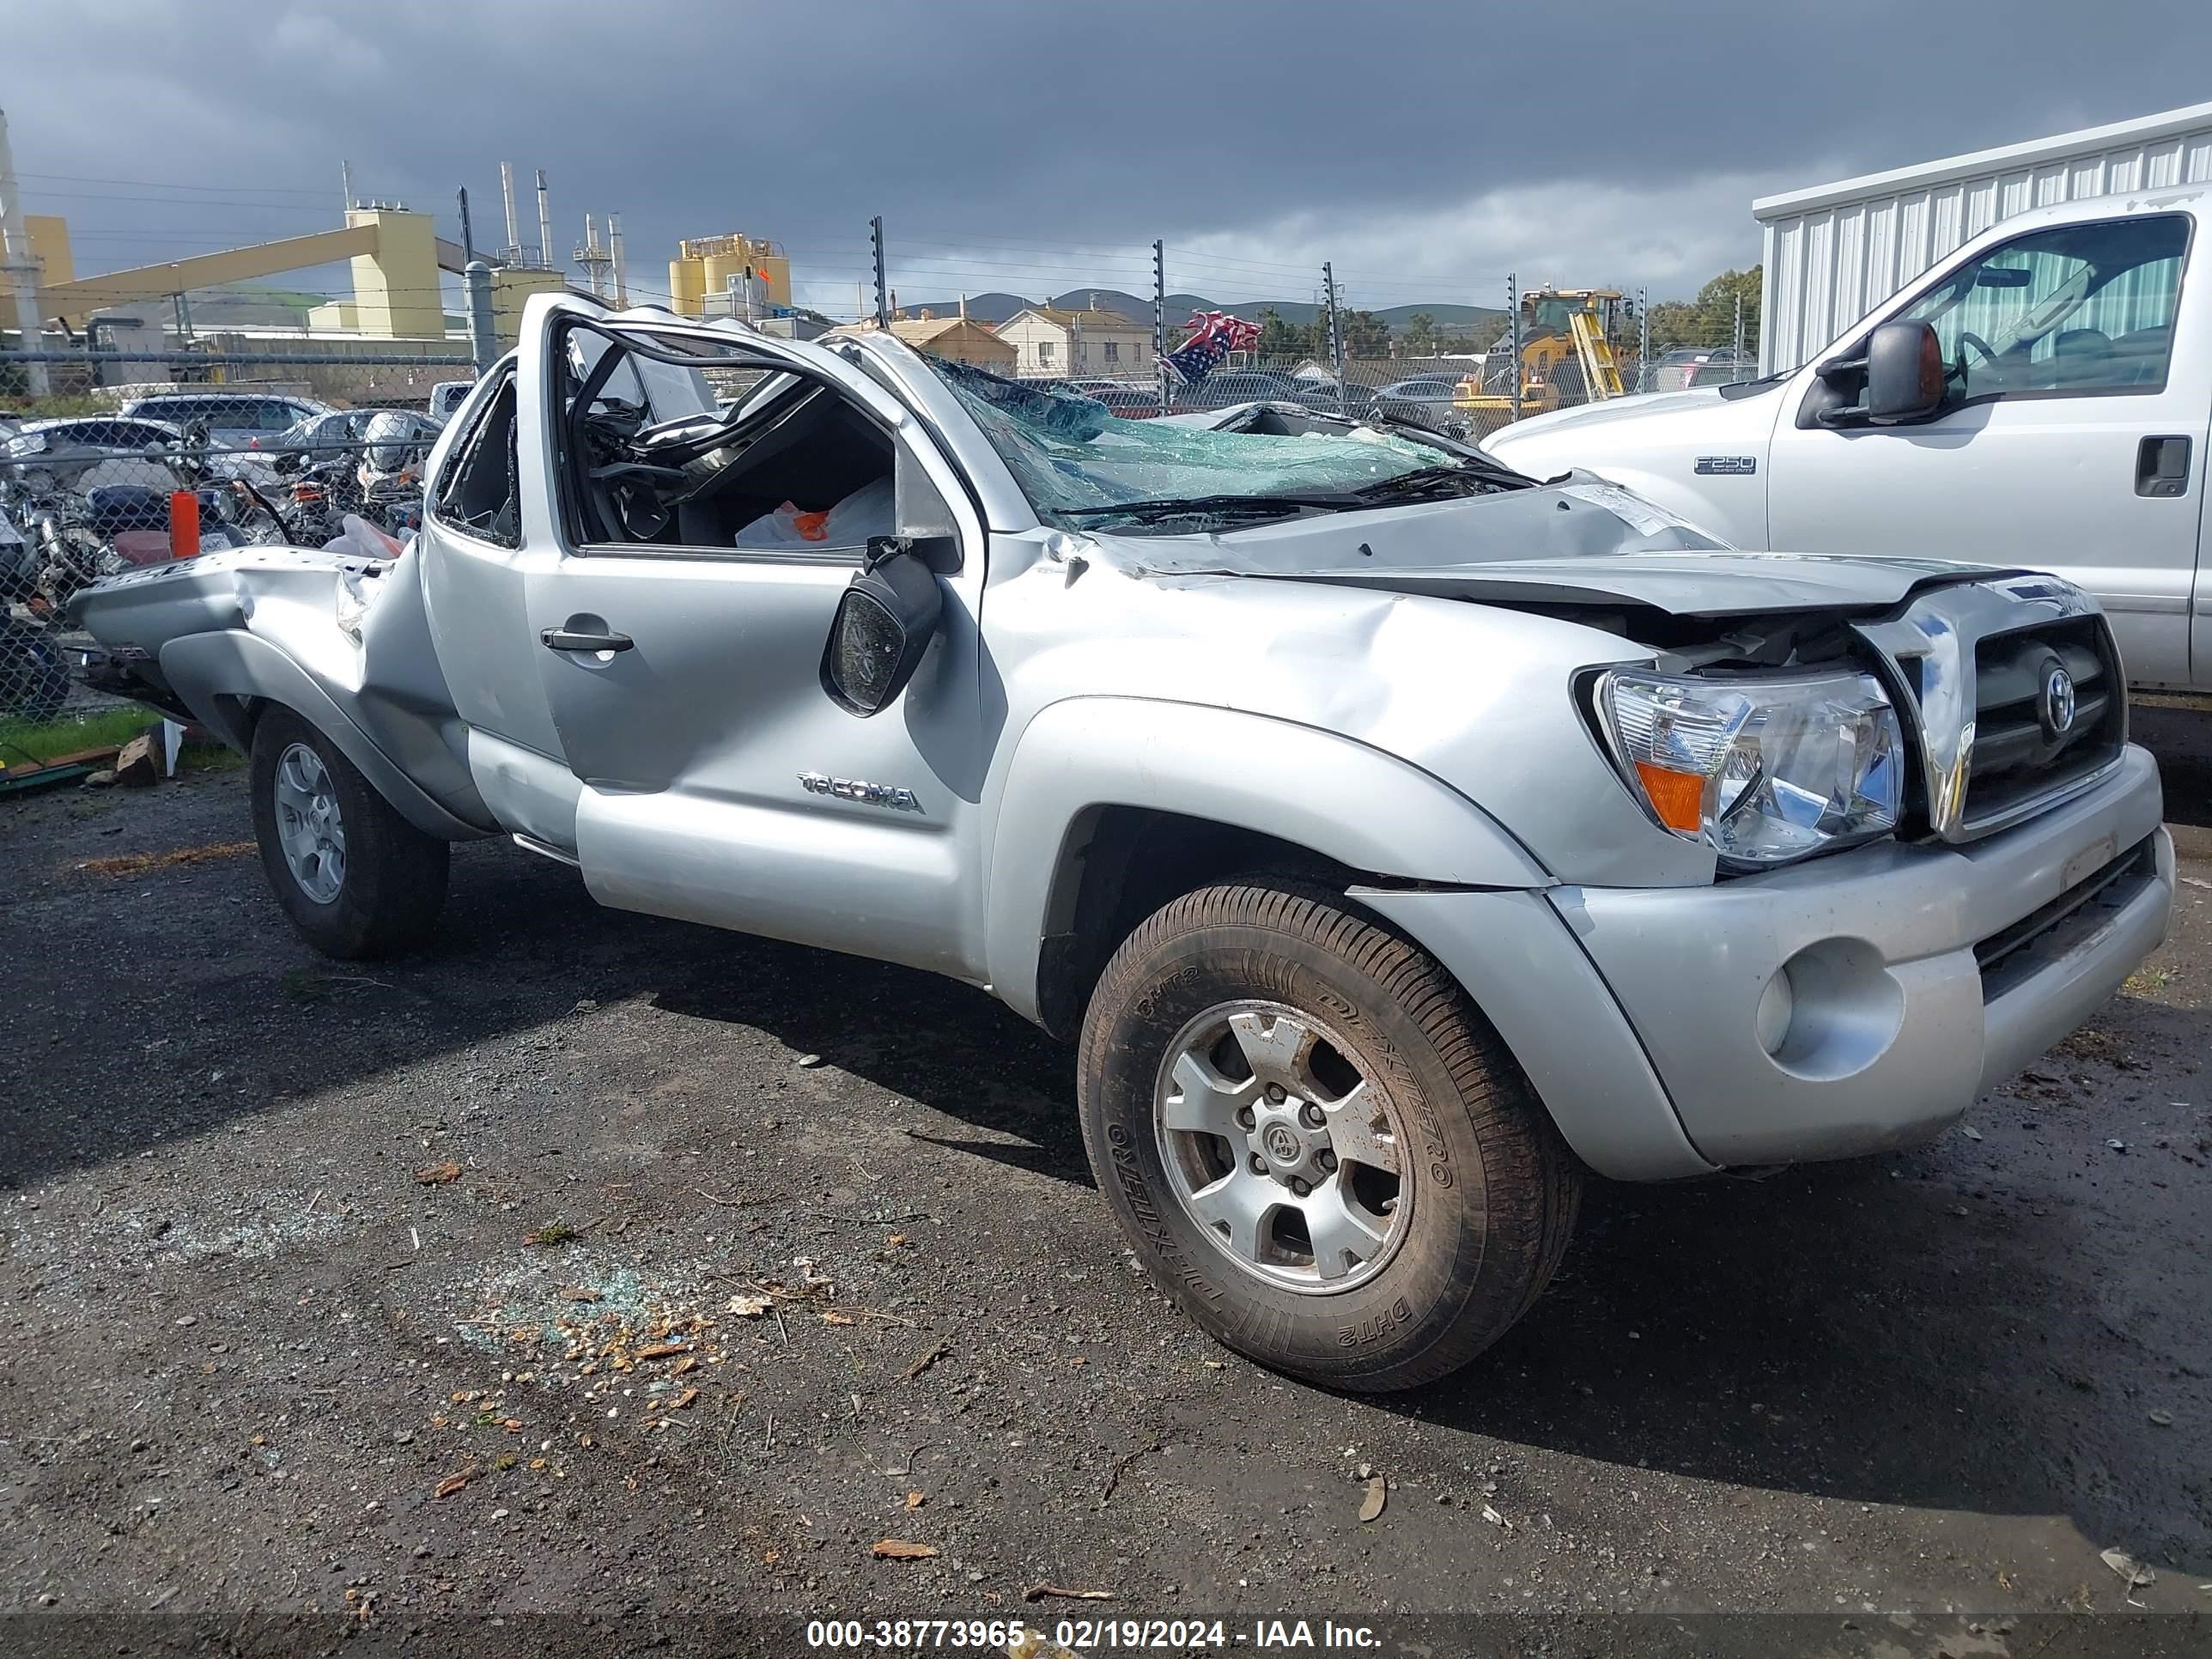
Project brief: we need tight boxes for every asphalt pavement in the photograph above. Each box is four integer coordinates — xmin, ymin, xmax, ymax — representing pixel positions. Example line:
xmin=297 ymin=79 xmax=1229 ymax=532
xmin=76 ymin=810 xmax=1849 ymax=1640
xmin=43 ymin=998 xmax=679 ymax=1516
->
xmin=2 ymin=711 xmax=2208 ymax=1657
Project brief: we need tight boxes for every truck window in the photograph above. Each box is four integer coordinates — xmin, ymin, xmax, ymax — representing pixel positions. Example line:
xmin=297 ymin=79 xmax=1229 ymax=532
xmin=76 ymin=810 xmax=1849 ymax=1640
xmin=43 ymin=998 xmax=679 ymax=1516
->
xmin=1894 ymin=213 xmax=2189 ymax=397
xmin=430 ymin=366 xmax=521 ymax=549
xmin=556 ymin=324 xmax=894 ymax=559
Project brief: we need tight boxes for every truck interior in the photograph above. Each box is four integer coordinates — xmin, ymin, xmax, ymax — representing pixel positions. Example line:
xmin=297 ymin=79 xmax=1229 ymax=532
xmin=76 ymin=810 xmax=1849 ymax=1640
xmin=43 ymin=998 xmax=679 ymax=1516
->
xmin=554 ymin=323 xmax=894 ymax=555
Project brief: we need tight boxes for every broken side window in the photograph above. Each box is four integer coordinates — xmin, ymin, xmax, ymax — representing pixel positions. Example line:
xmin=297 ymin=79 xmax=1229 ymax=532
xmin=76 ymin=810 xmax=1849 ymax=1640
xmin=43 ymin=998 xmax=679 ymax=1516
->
xmin=429 ymin=364 xmax=522 ymax=549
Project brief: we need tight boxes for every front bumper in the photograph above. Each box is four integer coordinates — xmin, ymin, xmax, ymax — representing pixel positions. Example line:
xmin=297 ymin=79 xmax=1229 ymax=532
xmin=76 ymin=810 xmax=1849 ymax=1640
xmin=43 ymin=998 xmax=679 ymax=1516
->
xmin=1553 ymin=744 xmax=2172 ymax=1168
xmin=1358 ymin=744 xmax=2172 ymax=1179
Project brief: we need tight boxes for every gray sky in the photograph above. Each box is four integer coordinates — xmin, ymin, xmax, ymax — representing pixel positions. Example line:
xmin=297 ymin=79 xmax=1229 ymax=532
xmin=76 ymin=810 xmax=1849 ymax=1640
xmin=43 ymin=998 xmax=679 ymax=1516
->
xmin=6 ymin=0 xmax=2210 ymax=318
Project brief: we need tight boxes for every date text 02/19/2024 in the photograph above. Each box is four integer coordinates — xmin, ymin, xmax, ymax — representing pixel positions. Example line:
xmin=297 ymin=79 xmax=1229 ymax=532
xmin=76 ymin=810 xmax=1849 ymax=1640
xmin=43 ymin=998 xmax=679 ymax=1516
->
xmin=801 ymin=1617 xmax=1381 ymax=1650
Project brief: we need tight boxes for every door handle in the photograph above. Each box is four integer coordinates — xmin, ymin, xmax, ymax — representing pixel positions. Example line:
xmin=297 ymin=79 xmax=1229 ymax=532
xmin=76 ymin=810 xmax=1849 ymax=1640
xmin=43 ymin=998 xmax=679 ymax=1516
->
xmin=2136 ymin=434 xmax=2191 ymax=497
xmin=540 ymin=627 xmax=634 ymax=653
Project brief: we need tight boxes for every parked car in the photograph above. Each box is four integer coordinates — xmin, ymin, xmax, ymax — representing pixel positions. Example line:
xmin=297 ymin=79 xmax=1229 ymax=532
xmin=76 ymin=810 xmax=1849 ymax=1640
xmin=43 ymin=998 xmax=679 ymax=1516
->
xmin=272 ymin=409 xmax=375 ymax=455
xmin=0 ymin=416 xmax=190 ymax=492
xmin=1639 ymin=347 xmax=1744 ymax=392
xmin=1484 ymin=191 xmax=2208 ymax=692
xmin=72 ymin=295 xmax=2172 ymax=1392
xmin=1174 ymin=369 xmax=1318 ymax=411
xmin=1365 ymin=376 xmax=1462 ymax=412
xmin=118 ymin=391 xmax=332 ymax=444
xmin=1684 ymin=357 xmax=1757 ymax=388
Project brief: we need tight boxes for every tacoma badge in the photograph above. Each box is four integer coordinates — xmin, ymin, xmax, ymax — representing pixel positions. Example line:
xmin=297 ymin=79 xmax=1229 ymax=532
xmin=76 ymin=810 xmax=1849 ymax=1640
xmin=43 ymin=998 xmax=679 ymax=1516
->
xmin=798 ymin=770 xmax=921 ymax=811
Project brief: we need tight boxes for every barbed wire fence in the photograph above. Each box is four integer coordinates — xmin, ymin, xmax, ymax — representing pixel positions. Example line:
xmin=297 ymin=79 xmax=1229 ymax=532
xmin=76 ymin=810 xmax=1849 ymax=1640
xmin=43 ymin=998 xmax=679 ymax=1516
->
xmin=2 ymin=217 xmax=1759 ymax=764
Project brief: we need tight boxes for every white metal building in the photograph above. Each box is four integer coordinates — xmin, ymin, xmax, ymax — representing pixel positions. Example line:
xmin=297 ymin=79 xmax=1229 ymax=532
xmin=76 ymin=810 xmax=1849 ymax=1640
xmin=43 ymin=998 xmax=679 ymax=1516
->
xmin=1754 ymin=100 xmax=2212 ymax=374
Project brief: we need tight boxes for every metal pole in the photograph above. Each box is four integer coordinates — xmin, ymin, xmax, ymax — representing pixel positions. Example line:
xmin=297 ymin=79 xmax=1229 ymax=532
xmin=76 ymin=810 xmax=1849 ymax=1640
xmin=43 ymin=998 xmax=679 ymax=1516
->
xmin=173 ymin=289 xmax=192 ymax=340
xmin=0 ymin=108 xmax=52 ymax=398
xmin=1638 ymin=285 xmax=1650 ymax=394
xmin=534 ymin=168 xmax=553 ymax=271
xmin=1507 ymin=272 xmax=1522 ymax=422
xmin=870 ymin=216 xmax=889 ymax=330
xmin=1322 ymin=262 xmax=1344 ymax=416
xmin=458 ymin=186 xmax=475 ymax=266
xmin=466 ymin=261 xmax=496 ymax=372
xmin=1732 ymin=290 xmax=1745 ymax=380
xmin=1152 ymin=239 xmax=1167 ymax=416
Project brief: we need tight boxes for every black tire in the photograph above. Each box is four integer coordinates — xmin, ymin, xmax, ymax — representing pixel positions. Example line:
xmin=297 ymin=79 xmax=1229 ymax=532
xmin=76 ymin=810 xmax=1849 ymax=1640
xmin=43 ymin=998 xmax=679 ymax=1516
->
xmin=0 ymin=619 xmax=70 ymax=723
xmin=1078 ymin=878 xmax=1580 ymax=1392
xmin=248 ymin=706 xmax=449 ymax=959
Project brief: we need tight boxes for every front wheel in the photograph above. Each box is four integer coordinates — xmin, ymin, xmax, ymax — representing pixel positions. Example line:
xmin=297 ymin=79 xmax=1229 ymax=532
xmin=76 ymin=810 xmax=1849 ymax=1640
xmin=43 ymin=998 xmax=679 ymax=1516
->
xmin=1078 ymin=879 xmax=1581 ymax=1391
xmin=249 ymin=707 xmax=450 ymax=958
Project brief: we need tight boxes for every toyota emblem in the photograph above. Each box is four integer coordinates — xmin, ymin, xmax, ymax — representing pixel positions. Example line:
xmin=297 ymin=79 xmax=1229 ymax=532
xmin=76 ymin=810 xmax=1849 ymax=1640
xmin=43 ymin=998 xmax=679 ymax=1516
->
xmin=2039 ymin=664 xmax=2076 ymax=738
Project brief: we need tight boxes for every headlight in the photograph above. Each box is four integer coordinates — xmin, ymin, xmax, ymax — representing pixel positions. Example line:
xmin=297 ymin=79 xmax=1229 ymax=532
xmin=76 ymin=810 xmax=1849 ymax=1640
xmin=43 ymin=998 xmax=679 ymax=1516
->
xmin=1596 ymin=667 xmax=1904 ymax=866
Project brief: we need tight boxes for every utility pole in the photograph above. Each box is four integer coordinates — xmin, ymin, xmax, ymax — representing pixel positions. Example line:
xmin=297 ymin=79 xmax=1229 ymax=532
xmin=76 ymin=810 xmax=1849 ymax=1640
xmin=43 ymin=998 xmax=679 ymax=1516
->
xmin=1637 ymin=285 xmax=1650 ymax=394
xmin=1322 ymin=262 xmax=1344 ymax=416
xmin=870 ymin=216 xmax=889 ymax=330
xmin=1506 ymin=272 xmax=1522 ymax=422
xmin=458 ymin=185 xmax=476 ymax=266
xmin=465 ymin=262 xmax=496 ymax=373
xmin=0 ymin=108 xmax=52 ymax=398
xmin=1152 ymin=239 xmax=1167 ymax=416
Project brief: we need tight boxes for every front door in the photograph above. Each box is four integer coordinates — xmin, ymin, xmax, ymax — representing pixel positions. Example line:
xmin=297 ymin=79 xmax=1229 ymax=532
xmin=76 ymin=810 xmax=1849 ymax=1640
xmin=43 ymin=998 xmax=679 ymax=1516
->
xmin=520 ymin=310 xmax=991 ymax=980
xmin=1768 ymin=211 xmax=2208 ymax=688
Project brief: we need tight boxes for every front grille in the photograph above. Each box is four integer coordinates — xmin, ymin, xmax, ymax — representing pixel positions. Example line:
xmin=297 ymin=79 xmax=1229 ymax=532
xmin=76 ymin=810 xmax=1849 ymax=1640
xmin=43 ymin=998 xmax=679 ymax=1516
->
xmin=1974 ymin=835 xmax=2157 ymax=1001
xmin=1965 ymin=617 xmax=2124 ymax=827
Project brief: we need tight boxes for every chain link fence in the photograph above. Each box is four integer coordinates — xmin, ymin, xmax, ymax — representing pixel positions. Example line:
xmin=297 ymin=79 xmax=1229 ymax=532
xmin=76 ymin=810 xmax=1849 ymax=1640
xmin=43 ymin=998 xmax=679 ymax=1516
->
xmin=1 ymin=389 xmax=447 ymax=769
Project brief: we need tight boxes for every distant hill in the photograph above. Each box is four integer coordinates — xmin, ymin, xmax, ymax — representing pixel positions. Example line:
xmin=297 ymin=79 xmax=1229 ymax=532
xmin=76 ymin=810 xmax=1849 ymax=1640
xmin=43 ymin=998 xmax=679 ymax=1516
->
xmin=892 ymin=287 xmax=1501 ymax=335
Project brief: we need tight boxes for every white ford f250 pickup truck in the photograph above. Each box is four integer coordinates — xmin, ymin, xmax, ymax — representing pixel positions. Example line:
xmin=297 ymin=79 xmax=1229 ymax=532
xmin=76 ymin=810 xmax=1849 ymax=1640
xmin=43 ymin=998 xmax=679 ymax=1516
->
xmin=1486 ymin=191 xmax=2212 ymax=692
xmin=70 ymin=294 xmax=2174 ymax=1391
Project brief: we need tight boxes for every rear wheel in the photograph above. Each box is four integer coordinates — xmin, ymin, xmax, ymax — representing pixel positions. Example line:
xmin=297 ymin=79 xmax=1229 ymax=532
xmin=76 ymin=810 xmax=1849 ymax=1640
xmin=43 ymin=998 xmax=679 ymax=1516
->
xmin=1078 ymin=879 xmax=1581 ymax=1391
xmin=249 ymin=707 xmax=449 ymax=958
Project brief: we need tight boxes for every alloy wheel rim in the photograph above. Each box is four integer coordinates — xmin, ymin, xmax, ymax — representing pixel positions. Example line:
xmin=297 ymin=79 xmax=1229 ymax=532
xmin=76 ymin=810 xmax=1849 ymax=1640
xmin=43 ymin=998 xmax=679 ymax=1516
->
xmin=1152 ymin=1000 xmax=1409 ymax=1295
xmin=272 ymin=742 xmax=345 ymax=904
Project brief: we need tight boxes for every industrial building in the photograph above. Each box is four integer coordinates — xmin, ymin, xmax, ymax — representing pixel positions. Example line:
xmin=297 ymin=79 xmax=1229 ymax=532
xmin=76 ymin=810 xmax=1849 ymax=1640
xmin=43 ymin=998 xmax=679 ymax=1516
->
xmin=668 ymin=234 xmax=792 ymax=319
xmin=1755 ymin=99 xmax=2212 ymax=373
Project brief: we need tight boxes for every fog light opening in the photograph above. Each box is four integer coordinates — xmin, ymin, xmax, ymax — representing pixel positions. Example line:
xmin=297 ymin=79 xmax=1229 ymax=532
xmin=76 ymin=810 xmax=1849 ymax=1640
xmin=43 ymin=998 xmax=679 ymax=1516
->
xmin=1756 ymin=969 xmax=1796 ymax=1056
xmin=1760 ymin=939 xmax=1905 ymax=1082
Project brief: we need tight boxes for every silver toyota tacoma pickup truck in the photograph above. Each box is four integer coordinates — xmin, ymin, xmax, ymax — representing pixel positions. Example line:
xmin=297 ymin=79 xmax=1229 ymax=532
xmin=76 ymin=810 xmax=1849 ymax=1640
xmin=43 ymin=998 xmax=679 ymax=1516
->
xmin=70 ymin=295 xmax=2174 ymax=1391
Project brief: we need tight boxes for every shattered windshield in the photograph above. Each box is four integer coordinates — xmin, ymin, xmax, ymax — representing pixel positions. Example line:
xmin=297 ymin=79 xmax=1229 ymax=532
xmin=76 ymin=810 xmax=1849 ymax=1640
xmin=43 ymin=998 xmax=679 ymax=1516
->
xmin=930 ymin=360 xmax=1506 ymax=530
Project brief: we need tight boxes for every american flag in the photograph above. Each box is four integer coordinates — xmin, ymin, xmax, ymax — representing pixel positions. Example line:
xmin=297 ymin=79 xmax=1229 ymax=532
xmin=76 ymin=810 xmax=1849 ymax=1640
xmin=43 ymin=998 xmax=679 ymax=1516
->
xmin=1163 ymin=310 xmax=1261 ymax=386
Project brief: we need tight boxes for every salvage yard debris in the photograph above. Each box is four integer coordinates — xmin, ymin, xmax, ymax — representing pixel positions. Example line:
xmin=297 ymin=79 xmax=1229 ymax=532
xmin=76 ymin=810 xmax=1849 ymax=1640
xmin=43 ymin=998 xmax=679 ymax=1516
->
xmin=1024 ymin=1583 xmax=1114 ymax=1603
xmin=1358 ymin=1475 xmax=1388 ymax=1522
xmin=413 ymin=1161 xmax=462 ymax=1185
xmin=871 ymin=1539 xmax=938 ymax=1560
xmin=75 ymin=840 xmax=254 ymax=878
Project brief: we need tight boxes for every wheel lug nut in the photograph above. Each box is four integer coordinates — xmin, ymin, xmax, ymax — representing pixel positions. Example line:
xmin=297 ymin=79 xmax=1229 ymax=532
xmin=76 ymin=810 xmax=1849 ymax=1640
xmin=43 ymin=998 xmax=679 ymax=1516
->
xmin=1249 ymin=1153 xmax=1267 ymax=1175
xmin=1235 ymin=1106 xmax=1255 ymax=1129
xmin=1290 ymin=1176 xmax=1310 ymax=1197
xmin=1316 ymin=1149 xmax=1337 ymax=1172
xmin=1264 ymin=1084 xmax=1286 ymax=1104
xmin=1299 ymin=1103 xmax=1325 ymax=1128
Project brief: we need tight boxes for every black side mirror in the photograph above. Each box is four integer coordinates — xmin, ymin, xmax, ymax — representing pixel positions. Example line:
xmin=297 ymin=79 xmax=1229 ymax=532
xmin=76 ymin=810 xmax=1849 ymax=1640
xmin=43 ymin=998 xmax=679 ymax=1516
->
xmin=821 ymin=539 xmax=945 ymax=716
xmin=1864 ymin=320 xmax=1947 ymax=423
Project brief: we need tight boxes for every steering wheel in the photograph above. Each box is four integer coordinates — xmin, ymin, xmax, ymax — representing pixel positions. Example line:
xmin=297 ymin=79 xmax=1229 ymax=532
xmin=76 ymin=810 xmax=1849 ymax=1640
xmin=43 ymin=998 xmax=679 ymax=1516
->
xmin=1958 ymin=331 xmax=1999 ymax=366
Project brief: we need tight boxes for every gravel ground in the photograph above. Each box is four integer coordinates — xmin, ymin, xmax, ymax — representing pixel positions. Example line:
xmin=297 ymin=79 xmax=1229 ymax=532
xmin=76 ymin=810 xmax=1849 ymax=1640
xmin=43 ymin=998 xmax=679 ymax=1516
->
xmin=2 ymin=711 xmax=2208 ymax=1656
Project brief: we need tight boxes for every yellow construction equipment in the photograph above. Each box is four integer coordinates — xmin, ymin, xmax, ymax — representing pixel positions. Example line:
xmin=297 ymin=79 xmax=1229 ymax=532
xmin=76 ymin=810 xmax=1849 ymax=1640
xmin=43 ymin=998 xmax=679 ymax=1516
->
xmin=1455 ymin=286 xmax=1630 ymax=425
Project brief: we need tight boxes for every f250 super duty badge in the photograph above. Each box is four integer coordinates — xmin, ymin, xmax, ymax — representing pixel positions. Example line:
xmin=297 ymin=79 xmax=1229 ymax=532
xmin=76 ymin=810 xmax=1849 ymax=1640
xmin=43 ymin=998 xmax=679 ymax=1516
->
xmin=1694 ymin=455 xmax=1757 ymax=475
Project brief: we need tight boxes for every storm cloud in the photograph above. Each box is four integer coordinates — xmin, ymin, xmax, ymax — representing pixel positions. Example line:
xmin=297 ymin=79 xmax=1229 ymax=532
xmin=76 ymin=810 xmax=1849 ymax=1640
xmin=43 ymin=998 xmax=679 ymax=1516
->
xmin=6 ymin=0 xmax=2210 ymax=315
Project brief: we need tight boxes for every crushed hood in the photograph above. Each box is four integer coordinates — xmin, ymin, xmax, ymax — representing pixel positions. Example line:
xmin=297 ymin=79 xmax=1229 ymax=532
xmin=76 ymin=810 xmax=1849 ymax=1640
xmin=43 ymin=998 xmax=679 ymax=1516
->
xmin=1094 ymin=476 xmax=2010 ymax=617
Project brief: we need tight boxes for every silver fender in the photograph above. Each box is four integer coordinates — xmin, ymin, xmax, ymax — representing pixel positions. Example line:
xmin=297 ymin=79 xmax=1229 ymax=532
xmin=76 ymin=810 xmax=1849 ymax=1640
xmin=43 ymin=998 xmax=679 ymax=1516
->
xmin=157 ymin=630 xmax=487 ymax=841
xmin=983 ymin=696 xmax=1550 ymax=1024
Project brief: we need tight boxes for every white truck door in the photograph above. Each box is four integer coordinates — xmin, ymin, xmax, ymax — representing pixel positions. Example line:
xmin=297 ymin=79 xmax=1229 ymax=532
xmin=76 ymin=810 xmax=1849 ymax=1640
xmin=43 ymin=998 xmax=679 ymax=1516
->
xmin=1767 ymin=210 xmax=2206 ymax=689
